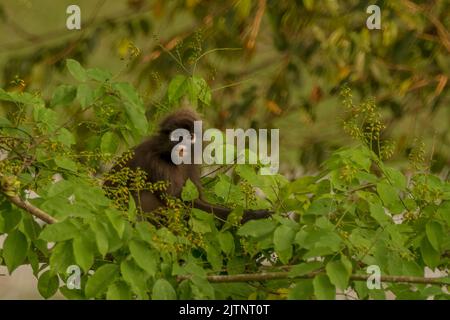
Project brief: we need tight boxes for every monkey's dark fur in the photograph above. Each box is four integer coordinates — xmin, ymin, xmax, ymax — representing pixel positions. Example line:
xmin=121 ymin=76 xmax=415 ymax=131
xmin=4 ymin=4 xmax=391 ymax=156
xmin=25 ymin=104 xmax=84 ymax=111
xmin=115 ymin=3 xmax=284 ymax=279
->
xmin=105 ymin=108 xmax=272 ymax=223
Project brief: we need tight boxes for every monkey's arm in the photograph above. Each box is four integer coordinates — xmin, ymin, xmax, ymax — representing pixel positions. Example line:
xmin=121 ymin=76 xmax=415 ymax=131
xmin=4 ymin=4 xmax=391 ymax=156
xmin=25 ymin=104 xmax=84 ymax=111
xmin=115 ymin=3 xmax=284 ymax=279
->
xmin=193 ymin=198 xmax=272 ymax=223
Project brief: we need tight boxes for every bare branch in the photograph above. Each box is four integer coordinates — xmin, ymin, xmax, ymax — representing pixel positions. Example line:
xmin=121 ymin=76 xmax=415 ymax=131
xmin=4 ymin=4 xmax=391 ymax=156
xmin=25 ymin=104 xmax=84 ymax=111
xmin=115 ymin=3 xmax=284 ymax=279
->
xmin=177 ymin=271 xmax=449 ymax=286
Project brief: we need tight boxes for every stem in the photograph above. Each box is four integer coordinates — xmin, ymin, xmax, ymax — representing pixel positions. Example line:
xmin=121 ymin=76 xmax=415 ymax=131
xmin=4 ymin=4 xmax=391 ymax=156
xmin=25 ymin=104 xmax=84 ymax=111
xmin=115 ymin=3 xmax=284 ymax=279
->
xmin=177 ymin=271 xmax=448 ymax=286
xmin=4 ymin=193 xmax=57 ymax=224
xmin=193 ymin=48 xmax=242 ymax=76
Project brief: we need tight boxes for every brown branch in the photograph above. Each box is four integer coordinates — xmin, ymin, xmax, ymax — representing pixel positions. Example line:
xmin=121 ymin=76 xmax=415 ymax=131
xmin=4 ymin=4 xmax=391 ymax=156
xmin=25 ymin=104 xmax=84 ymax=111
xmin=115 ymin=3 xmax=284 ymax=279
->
xmin=177 ymin=271 xmax=449 ymax=286
xmin=402 ymin=0 xmax=450 ymax=53
xmin=4 ymin=193 xmax=57 ymax=224
xmin=245 ymin=0 xmax=266 ymax=51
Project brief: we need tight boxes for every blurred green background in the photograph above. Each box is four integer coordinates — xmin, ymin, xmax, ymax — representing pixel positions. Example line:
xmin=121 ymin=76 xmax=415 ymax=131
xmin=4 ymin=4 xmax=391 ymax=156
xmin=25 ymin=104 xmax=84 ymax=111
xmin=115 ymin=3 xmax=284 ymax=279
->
xmin=0 ymin=0 xmax=449 ymax=177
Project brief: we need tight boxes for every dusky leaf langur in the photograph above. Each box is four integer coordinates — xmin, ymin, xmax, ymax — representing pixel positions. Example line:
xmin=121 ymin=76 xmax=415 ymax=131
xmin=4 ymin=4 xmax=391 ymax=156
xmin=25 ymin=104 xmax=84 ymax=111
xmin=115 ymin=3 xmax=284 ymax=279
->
xmin=104 ymin=108 xmax=272 ymax=223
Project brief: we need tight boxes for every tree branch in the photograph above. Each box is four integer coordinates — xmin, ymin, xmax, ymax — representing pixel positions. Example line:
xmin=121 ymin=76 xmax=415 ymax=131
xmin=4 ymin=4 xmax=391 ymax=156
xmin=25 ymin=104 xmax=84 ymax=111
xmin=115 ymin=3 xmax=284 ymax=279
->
xmin=177 ymin=271 xmax=449 ymax=286
xmin=246 ymin=0 xmax=266 ymax=51
xmin=4 ymin=193 xmax=57 ymax=224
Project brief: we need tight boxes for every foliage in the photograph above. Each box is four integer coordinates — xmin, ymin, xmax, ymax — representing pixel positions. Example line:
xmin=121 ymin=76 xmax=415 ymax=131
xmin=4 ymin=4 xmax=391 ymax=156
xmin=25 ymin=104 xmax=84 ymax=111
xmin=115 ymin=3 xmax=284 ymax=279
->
xmin=1 ymin=0 xmax=449 ymax=174
xmin=0 ymin=61 xmax=449 ymax=300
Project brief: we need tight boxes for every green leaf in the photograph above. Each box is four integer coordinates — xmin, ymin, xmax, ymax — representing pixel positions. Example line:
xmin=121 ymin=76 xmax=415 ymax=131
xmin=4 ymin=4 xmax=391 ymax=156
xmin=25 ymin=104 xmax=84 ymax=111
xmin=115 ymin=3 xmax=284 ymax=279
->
xmin=237 ymin=219 xmax=277 ymax=238
xmin=313 ymin=274 xmax=335 ymax=300
xmin=1 ymin=90 xmax=44 ymax=108
xmin=129 ymin=240 xmax=158 ymax=277
xmin=296 ymin=229 xmax=342 ymax=253
xmin=21 ymin=214 xmax=41 ymax=239
xmin=85 ymin=264 xmax=119 ymax=298
xmin=51 ymin=85 xmax=77 ymax=107
xmin=73 ymin=233 xmax=95 ymax=272
xmin=135 ymin=221 xmax=155 ymax=244
xmin=76 ymin=83 xmax=95 ymax=108
xmin=74 ymin=186 xmax=110 ymax=207
xmin=38 ymin=270 xmax=59 ymax=299
xmin=354 ymin=280 xmax=369 ymax=299
xmin=190 ymin=208 xmax=214 ymax=233
xmin=40 ymin=219 xmax=80 ymax=242
xmin=113 ymin=82 xmax=148 ymax=136
xmin=289 ymin=261 xmax=322 ymax=277
xmin=214 ymin=177 xmax=233 ymax=201
xmin=349 ymin=147 xmax=372 ymax=171
xmin=33 ymin=105 xmax=58 ymax=132
xmin=66 ymin=59 xmax=87 ymax=82
xmin=55 ymin=128 xmax=76 ymax=146
xmin=369 ymin=202 xmax=390 ymax=226
xmin=45 ymin=179 xmax=75 ymax=197
xmin=168 ymin=75 xmax=189 ymax=104
xmin=437 ymin=201 xmax=450 ymax=225
xmin=90 ymin=221 xmax=109 ymax=257
xmin=120 ymin=260 xmax=149 ymax=299
xmin=86 ymin=68 xmax=112 ymax=82
xmin=235 ymin=164 xmax=270 ymax=188
xmin=28 ymin=249 xmax=40 ymax=275
xmin=187 ymin=77 xmax=198 ymax=106
xmin=402 ymin=260 xmax=422 ymax=277
xmin=181 ymin=179 xmax=199 ymax=202
xmin=206 ymin=243 xmax=222 ymax=271
xmin=105 ymin=210 xmax=125 ymax=238
xmin=306 ymin=198 xmax=335 ymax=215
xmin=340 ymin=255 xmax=353 ymax=275
xmin=184 ymin=261 xmax=208 ymax=278
xmin=190 ymin=275 xmax=215 ymax=299
xmin=54 ymin=156 xmax=78 ymax=172
xmin=101 ymin=219 xmax=123 ymax=252
xmin=3 ymin=230 xmax=28 ymax=273
xmin=288 ymin=280 xmax=314 ymax=300
xmin=326 ymin=260 xmax=350 ymax=290
xmin=273 ymin=225 xmax=295 ymax=264
xmin=217 ymin=231 xmax=235 ymax=256
xmin=152 ymin=279 xmax=177 ymax=300
xmin=289 ymin=176 xmax=317 ymax=193
xmin=49 ymin=241 xmax=75 ymax=274
xmin=227 ymin=256 xmax=245 ymax=275
xmin=420 ymin=237 xmax=440 ymax=268
xmin=0 ymin=88 xmax=11 ymax=101
xmin=384 ymin=167 xmax=407 ymax=190
xmin=425 ymin=221 xmax=443 ymax=251
xmin=107 ymin=281 xmax=132 ymax=300
xmin=376 ymin=182 xmax=403 ymax=214
xmin=0 ymin=203 xmax=22 ymax=233
xmin=190 ymin=76 xmax=212 ymax=106
xmin=59 ymin=286 xmax=86 ymax=300
xmin=100 ymin=132 xmax=119 ymax=154
xmin=156 ymin=228 xmax=177 ymax=245
xmin=368 ymin=289 xmax=386 ymax=300
xmin=127 ymin=194 xmax=137 ymax=222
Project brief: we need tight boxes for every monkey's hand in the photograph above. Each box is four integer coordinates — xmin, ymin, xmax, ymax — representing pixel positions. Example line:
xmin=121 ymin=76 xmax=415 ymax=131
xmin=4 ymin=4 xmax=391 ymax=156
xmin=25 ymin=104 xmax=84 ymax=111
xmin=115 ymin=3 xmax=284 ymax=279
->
xmin=241 ymin=209 xmax=273 ymax=223
xmin=193 ymin=198 xmax=273 ymax=224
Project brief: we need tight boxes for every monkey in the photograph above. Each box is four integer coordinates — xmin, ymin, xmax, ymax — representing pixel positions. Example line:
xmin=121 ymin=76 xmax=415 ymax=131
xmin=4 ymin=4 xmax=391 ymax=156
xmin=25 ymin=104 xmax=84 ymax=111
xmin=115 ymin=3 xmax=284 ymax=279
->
xmin=104 ymin=108 xmax=272 ymax=224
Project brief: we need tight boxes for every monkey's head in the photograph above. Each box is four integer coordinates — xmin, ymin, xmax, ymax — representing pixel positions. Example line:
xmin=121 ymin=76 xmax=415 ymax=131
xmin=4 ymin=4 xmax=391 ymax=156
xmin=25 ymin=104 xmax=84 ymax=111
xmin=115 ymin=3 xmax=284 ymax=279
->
xmin=156 ymin=108 xmax=201 ymax=163
xmin=159 ymin=108 xmax=200 ymax=134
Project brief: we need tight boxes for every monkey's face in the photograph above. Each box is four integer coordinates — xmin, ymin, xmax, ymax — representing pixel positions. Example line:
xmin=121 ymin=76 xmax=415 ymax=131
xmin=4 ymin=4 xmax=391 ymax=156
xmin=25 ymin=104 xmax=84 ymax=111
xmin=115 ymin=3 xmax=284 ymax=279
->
xmin=169 ymin=129 xmax=196 ymax=163
xmin=157 ymin=108 xmax=200 ymax=164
